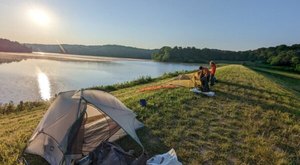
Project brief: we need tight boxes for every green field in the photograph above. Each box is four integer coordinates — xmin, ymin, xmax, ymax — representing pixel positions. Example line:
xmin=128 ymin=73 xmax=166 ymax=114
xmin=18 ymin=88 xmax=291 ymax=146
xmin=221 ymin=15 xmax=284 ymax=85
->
xmin=0 ymin=65 xmax=300 ymax=164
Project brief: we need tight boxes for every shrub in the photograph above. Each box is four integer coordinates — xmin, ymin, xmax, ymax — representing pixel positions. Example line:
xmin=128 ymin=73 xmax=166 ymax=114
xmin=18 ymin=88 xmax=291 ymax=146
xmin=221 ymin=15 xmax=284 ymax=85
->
xmin=295 ymin=64 xmax=300 ymax=72
xmin=291 ymin=56 xmax=299 ymax=66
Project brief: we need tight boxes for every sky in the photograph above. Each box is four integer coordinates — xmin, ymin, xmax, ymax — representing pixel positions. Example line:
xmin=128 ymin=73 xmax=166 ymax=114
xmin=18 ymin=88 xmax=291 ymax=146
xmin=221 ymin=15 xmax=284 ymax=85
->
xmin=0 ymin=0 xmax=300 ymax=50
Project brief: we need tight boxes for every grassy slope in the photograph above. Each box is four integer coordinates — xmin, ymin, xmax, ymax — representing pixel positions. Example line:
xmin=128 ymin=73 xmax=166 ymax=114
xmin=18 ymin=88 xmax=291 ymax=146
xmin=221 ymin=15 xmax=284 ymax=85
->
xmin=0 ymin=65 xmax=300 ymax=164
xmin=248 ymin=66 xmax=300 ymax=95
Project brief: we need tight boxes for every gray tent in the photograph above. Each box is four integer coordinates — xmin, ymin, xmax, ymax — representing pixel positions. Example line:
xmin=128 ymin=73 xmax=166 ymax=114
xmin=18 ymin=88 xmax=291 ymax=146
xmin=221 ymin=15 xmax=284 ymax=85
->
xmin=25 ymin=89 xmax=144 ymax=165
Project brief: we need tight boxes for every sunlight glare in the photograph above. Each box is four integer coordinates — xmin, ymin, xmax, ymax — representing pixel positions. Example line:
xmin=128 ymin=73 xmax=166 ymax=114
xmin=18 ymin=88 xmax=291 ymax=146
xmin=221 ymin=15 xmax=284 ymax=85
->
xmin=28 ymin=8 xmax=50 ymax=26
xmin=37 ymin=70 xmax=51 ymax=100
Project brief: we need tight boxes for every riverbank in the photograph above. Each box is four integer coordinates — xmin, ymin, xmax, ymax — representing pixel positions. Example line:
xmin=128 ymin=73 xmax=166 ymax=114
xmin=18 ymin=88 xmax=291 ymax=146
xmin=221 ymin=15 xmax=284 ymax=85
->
xmin=0 ymin=52 xmax=146 ymax=64
xmin=0 ymin=65 xmax=300 ymax=164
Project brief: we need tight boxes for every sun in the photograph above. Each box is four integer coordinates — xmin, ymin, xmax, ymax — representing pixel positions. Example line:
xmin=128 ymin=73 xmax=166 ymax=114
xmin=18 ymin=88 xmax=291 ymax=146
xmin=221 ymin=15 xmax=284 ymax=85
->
xmin=28 ymin=8 xmax=50 ymax=26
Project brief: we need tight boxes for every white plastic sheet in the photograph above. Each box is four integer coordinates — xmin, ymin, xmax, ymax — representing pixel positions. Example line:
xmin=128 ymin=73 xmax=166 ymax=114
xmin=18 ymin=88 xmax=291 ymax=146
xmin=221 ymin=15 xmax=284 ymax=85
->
xmin=147 ymin=148 xmax=182 ymax=165
xmin=190 ymin=87 xmax=215 ymax=97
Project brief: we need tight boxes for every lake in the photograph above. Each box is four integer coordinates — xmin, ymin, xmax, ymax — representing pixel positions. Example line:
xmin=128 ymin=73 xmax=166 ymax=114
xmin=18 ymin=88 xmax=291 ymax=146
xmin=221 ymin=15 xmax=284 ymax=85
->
xmin=0 ymin=55 xmax=200 ymax=103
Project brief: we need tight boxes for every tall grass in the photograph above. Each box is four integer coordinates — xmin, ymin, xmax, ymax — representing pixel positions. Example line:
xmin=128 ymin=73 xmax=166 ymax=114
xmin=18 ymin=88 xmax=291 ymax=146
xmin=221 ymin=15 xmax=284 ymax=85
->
xmin=89 ymin=70 xmax=193 ymax=92
xmin=0 ymin=101 xmax=48 ymax=116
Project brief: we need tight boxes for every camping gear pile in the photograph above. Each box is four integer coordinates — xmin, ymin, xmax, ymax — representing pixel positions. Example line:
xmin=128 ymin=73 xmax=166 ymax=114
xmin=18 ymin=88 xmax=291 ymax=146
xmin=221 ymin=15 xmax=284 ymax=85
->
xmin=76 ymin=141 xmax=147 ymax=165
xmin=24 ymin=89 xmax=145 ymax=165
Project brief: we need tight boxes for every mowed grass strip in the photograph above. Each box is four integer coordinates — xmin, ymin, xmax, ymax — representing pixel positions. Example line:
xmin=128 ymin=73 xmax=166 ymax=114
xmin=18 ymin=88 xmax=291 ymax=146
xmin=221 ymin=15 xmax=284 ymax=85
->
xmin=0 ymin=65 xmax=299 ymax=165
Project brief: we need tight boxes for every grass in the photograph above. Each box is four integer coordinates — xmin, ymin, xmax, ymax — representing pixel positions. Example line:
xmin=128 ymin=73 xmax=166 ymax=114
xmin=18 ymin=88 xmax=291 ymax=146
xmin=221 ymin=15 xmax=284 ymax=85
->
xmin=0 ymin=65 xmax=300 ymax=164
xmin=245 ymin=62 xmax=300 ymax=73
xmin=246 ymin=65 xmax=300 ymax=95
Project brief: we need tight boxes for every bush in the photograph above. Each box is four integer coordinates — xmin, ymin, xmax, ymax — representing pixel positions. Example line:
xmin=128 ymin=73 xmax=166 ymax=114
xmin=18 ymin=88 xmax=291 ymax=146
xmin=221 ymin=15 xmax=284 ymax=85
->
xmin=295 ymin=64 xmax=300 ymax=72
xmin=291 ymin=56 xmax=300 ymax=66
xmin=269 ymin=56 xmax=281 ymax=65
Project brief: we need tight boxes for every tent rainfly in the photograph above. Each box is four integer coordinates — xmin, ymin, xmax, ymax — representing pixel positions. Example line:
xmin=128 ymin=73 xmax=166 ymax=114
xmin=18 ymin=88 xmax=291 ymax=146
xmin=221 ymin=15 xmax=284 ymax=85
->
xmin=24 ymin=89 xmax=144 ymax=165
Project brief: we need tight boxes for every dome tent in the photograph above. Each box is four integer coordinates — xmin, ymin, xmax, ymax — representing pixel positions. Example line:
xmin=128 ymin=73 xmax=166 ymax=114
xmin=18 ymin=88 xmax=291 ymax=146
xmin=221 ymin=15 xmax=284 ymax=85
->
xmin=24 ymin=89 xmax=144 ymax=165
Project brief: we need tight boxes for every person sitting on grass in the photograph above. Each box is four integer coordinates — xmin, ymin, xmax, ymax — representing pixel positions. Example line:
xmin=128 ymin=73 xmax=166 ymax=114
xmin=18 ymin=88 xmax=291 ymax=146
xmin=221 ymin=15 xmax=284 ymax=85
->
xmin=198 ymin=66 xmax=210 ymax=92
xmin=209 ymin=61 xmax=217 ymax=86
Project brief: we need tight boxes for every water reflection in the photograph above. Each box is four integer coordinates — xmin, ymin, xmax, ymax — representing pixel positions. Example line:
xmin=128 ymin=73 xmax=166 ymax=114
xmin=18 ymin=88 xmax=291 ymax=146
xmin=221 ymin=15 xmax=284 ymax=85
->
xmin=37 ymin=69 xmax=51 ymax=100
xmin=0 ymin=58 xmax=200 ymax=103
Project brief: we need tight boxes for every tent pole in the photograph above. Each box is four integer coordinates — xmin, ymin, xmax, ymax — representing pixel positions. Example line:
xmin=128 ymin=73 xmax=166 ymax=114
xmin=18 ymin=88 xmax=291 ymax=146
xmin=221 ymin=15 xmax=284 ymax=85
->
xmin=76 ymin=89 xmax=83 ymax=118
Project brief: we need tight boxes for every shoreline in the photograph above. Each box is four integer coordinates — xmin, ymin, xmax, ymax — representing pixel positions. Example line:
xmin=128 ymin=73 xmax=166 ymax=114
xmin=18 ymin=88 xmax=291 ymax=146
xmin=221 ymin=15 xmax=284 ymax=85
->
xmin=0 ymin=51 xmax=148 ymax=64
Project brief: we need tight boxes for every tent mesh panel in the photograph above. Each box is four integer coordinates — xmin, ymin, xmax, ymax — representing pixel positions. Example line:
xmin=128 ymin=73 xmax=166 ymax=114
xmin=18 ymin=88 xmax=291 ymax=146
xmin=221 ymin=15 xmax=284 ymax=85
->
xmin=67 ymin=104 xmax=121 ymax=155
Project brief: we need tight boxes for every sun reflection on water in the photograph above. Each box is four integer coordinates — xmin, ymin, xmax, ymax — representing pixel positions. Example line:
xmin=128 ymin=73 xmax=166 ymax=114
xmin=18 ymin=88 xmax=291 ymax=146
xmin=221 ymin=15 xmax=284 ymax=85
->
xmin=37 ymin=69 xmax=51 ymax=100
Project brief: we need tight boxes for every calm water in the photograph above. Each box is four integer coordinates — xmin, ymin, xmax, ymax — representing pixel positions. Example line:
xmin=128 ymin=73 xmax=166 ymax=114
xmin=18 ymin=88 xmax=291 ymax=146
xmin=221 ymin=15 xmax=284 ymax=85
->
xmin=0 ymin=57 xmax=199 ymax=103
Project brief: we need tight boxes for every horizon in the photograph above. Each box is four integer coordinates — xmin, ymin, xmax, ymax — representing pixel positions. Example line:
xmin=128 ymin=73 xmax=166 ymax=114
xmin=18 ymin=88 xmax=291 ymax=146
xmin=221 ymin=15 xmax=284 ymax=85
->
xmin=23 ymin=41 xmax=300 ymax=52
xmin=1 ymin=0 xmax=300 ymax=50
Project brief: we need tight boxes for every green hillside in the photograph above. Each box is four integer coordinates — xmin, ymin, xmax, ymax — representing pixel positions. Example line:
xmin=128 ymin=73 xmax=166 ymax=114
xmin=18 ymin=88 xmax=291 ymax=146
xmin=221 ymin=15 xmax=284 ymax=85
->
xmin=0 ymin=65 xmax=300 ymax=164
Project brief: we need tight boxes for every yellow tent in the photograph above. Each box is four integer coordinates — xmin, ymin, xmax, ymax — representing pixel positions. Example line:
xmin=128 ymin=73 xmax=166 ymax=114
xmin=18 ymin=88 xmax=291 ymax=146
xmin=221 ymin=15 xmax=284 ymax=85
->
xmin=137 ymin=72 xmax=201 ymax=93
xmin=168 ymin=73 xmax=201 ymax=88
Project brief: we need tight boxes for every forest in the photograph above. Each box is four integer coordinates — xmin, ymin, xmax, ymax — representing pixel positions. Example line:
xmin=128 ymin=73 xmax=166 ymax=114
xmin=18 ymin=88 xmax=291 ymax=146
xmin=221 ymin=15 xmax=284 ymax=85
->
xmin=152 ymin=44 xmax=300 ymax=72
xmin=26 ymin=43 xmax=157 ymax=59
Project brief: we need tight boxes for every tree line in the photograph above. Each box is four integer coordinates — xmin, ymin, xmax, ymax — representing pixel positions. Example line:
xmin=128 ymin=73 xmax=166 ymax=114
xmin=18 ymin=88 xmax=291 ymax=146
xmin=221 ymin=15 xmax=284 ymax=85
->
xmin=26 ymin=44 xmax=157 ymax=59
xmin=0 ymin=101 xmax=47 ymax=115
xmin=152 ymin=44 xmax=300 ymax=72
xmin=250 ymin=44 xmax=300 ymax=70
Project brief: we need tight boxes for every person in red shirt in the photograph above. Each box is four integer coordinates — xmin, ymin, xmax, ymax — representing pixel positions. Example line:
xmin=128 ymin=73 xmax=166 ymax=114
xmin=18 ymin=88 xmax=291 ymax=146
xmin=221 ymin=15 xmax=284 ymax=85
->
xmin=209 ymin=61 xmax=217 ymax=86
xmin=198 ymin=66 xmax=210 ymax=92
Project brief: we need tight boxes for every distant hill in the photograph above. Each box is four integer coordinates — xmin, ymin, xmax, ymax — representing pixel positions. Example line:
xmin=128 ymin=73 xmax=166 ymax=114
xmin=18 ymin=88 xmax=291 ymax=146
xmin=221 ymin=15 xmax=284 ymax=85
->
xmin=26 ymin=44 xmax=158 ymax=59
xmin=0 ymin=38 xmax=32 ymax=53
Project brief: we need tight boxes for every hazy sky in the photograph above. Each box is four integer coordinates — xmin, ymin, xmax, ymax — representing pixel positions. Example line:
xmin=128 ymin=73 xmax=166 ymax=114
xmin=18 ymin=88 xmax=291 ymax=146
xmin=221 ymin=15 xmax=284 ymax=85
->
xmin=0 ymin=0 xmax=299 ymax=50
